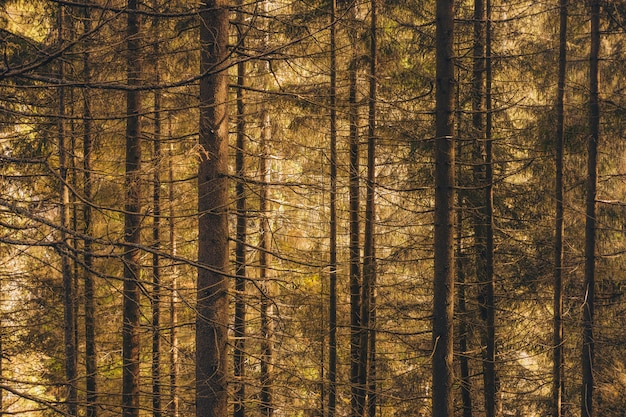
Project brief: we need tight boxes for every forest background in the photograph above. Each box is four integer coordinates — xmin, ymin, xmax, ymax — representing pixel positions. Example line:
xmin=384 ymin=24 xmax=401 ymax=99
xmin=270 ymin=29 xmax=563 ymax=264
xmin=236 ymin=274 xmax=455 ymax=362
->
xmin=1 ymin=0 xmax=626 ymax=417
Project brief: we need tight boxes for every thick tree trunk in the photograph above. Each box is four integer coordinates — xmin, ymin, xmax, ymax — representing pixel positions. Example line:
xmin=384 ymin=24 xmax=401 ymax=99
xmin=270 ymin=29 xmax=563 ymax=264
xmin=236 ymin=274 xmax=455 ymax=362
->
xmin=432 ymin=0 xmax=455 ymax=416
xmin=196 ymin=1 xmax=230 ymax=417
xmin=582 ymin=1 xmax=599 ymax=416
xmin=122 ymin=2 xmax=142 ymax=417
xmin=58 ymin=5 xmax=78 ymax=415
xmin=553 ymin=1 xmax=567 ymax=417
xmin=234 ymin=6 xmax=247 ymax=416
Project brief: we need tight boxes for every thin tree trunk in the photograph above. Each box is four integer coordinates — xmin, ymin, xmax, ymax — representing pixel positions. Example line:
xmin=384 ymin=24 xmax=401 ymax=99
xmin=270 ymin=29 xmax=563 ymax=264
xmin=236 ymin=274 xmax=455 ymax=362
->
xmin=58 ymin=5 xmax=78 ymax=415
xmin=122 ymin=1 xmax=142 ymax=417
xmin=167 ymin=134 xmax=179 ymax=417
xmin=234 ymin=4 xmax=247 ymax=416
xmin=582 ymin=0 xmax=599 ymax=416
xmin=151 ymin=15 xmax=163 ymax=416
xmin=432 ymin=0 xmax=455 ymax=416
xmin=363 ymin=0 xmax=377 ymax=414
xmin=259 ymin=100 xmax=273 ymax=417
xmin=328 ymin=0 xmax=338 ymax=415
xmin=196 ymin=1 xmax=230 ymax=416
xmin=348 ymin=3 xmax=363 ymax=415
xmin=82 ymin=3 xmax=97 ymax=415
xmin=553 ymin=1 xmax=567 ymax=417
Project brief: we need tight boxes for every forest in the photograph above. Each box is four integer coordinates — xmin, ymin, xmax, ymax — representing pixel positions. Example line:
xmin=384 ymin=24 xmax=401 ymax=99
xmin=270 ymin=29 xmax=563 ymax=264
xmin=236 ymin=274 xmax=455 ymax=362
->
xmin=1 ymin=0 xmax=626 ymax=416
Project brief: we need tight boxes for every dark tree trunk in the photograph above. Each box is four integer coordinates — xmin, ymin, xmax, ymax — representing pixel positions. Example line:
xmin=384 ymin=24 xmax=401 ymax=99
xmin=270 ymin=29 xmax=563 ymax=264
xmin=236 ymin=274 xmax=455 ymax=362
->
xmin=348 ymin=4 xmax=363 ymax=415
xmin=234 ymin=4 xmax=247 ymax=416
xmin=58 ymin=5 xmax=78 ymax=415
xmin=167 ymin=133 xmax=180 ymax=417
xmin=82 ymin=3 xmax=97 ymax=415
xmin=432 ymin=0 xmax=455 ymax=416
xmin=582 ymin=1 xmax=599 ymax=416
xmin=196 ymin=1 xmax=230 ymax=416
xmin=363 ymin=0 xmax=377 ymax=414
xmin=328 ymin=0 xmax=338 ymax=415
xmin=553 ymin=1 xmax=568 ymax=417
xmin=151 ymin=15 xmax=163 ymax=416
xmin=122 ymin=2 xmax=142 ymax=417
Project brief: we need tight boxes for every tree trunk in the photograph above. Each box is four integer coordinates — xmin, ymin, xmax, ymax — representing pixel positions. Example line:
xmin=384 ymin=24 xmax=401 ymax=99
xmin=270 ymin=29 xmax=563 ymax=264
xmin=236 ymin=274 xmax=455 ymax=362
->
xmin=122 ymin=2 xmax=142 ymax=417
xmin=234 ymin=5 xmax=247 ymax=416
xmin=58 ymin=5 xmax=78 ymax=415
xmin=348 ymin=3 xmax=363 ymax=415
xmin=196 ymin=1 xmax=230 ymax=416
xmin=432 ymin=0 xmax=455 ymax=416
xmin=363 ymin=0 xmax=377 ymax=414
xmin=328 ymin=0 xmax=338 ymax=415
xmin=82 ymin=3 xmax=97 ymax=415
xmin=167 ymin=134 xmax=180 ymax=417
xmin=582 ymin=0 xmax=599 ymax=416
xmin=553 ymin=1 xmax=567 ymax=416
xmin=151 ymin=16 xmax=163 ymax=416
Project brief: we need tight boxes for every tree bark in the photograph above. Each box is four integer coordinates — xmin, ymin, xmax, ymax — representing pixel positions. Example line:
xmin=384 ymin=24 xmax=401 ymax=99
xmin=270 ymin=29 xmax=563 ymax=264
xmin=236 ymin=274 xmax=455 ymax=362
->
xmin=328 ymin=0 xmax=338 ymax=415
xmin=553 ymin=1 xmax=567 ymax=417
xmin=58 ymin=5 xmax=78 ymax=415
xmin=82 ymin=2 xmax=97 ymax=415
xmin=363 ymin=0 xmax=377 ymax=414
xmin=167 ymin=134 xmax=180 ymax=417
xmin=122 ymin=2 xmax=142 ymax=417
xmin=432 ymin=0 xmax=455 ymax=416
xmin=151 ymin=14 xmax=163 ymax=416
xmin=582 ymin=0 xmax=599 ymax=416
xmin=348 ymin=3 xmax=363 ymax=415
xmin=196 ymin=1 xmax=230 ymax=416
xmin=234 ymin=5 xmax=247 ymax=416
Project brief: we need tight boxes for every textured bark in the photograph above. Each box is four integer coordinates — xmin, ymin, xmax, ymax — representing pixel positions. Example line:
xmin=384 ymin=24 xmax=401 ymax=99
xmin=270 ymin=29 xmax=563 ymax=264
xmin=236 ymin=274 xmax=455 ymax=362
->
xmin=167 ymin=136 xmax=179 ymax=417
xmin=582 ymin=1 xmax=599 ymax=416
xmin=328 ymin=1 xmax=338 ymax=416
xmin=552 ymin=1 xmax=567 ymax=417
xmin=234 ymin=6 xmax=247 ymax=416
xmin=151 ymin=19 xmax=163 ymax=416
xmin=432 ymin=0 xmax=455 ymax=416
xmin=122 ymin=2 xmax=142 ymax=417
xmin=196 ymin=1 xmax=230 ymax=416
xmin=362 ymin=0 xmax=377 ymax=414
xmin=471 ymin=0 xmax=497 ymax=414
xmin=58 ymin=5 xmax=78 ymax=415
xmin=347 ymin=4 xmax=363 ymax=415
xmin=82 ymin=3 xmax=97 ymax=415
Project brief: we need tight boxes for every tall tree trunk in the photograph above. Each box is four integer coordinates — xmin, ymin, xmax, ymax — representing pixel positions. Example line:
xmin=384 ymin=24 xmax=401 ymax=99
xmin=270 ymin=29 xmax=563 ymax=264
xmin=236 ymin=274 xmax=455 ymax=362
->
xmin=82 ymin=3 xmax=97 ymax=415
xmin=167 ymin=134 xmax=180 ymax=417
xmin=348 ymin=4 xmax=363 ymax=415
xmin=234 ymin=4 xmax=247 ymax=416
xmin=328 ymin=0 xmax=338 ymax=416
xmin=432 ymin=0 xmax=455 ymax=416
xmin=196 ymin=1 xmax=230 ymax=416
xmin=582 ymin=0 xmax=599 ymax=416
xmin=363 ymin=0 xmax=377 ymax=414
xmin=122 ymin=1 xmax=142 ymax=417
xmin=151 ymin=16 xmax=163 ymax=416
xmin=475 ymin=0 xmax=497 ymax=414
xmin=259 ymin=95 xmax=273 ymax=417
xmin=553 ymin=1 xmax=568 ymax=417
xmin=457 ymin=201 xmax=473 ymax=417
xmin=58 ymin=5 xmax=78 ymax=415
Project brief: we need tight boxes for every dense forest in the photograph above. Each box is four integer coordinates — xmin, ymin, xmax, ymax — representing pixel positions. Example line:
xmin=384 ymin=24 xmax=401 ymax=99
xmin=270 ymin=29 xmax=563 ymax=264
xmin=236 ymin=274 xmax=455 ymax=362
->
xmin=1 ymin=0 xmax=626 ymax=416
